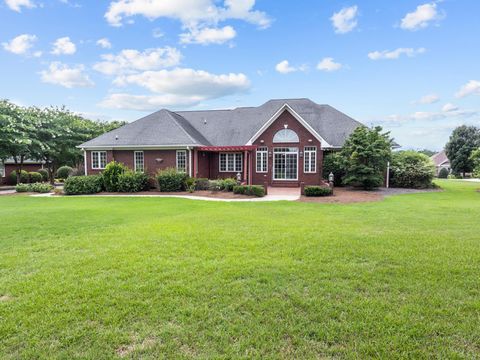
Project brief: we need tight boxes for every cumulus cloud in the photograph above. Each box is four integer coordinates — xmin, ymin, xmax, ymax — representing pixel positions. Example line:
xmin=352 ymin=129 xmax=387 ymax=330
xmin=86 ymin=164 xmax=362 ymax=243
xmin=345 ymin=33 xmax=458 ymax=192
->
xmin=101 ymin=68 xmax=250 ymax=110
xmin=442 ymin=103 xmax=458 ymax=112
xmin=400 ymin=2 xmax=444 ymax=31
xmin=331 ymin=5 xmax=358 ymax=34
xmin=5 ymin=0 xmax=35 ymax=12
xmin=51 ymin=37 xmax=76 ymax=55
xmin=93 ymin=47 xmax=182 ymax=75
xmin=368 ymin=47 xmax=426 ymax=60
xmin=2 ymin=34 xmax=38 ymax=55
xmin=414 ymin=94 xmax=440 ymax=104
xmin=104 ymin=0 xmax=271 ymax=29
xmin=274 ymin=60 xmax=307 ymax=74
xmin=40 ymin=62 xmax=94 ymax=88
xmin=455 ymin=80 xmax=480 ymax=98
xmin=180 ymin=25 xmax=236 ymax=45
xmin=96 ymin=38 xmax=112 ymax=49
xmin=317 ymin=57 xmax=342 ymax=72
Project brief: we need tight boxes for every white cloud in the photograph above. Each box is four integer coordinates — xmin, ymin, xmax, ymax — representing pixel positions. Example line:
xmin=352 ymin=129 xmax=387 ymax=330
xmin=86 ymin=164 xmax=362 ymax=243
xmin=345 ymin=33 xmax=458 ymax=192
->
xmin=330 ymin=5 xmax=358 ymax=34
xmin=113 ymin=67 xmax=250 ymax=96
xmin=400 ymin=2 xmax=444 ymax=31
xmin=368 ymin=47 xmax=426 ymax=60
xmin=275 ymin=60 xmax=306 ymax=74
xmin=5 ymin=0 xmax=35 ymax=12
xmin=180 ymin=25 xmax=236 ymax=45
xmin=414 ymin=94 xmax=440 ymax=104
xmin=93 ymin=47 xmax=182 ymax=75
xmin=51 ymin=37 xmax=76 ymax=55
xmin=442 ymin=103 xmax=458 ymax=112
xmin=104 ymin=0 xmax=271 ymax=29
xmin=96 ymin=38 xmax=112 ymax=49
xmin=455 ymin=80 xmax=480 ymax=98
xmin=40 ymin=62 xmax=94 ymax=88
xmin=2 ymin=34 xmax=37 ymax=55
xmin=317 ymin=57 xmax=342 ymax=72
xmin=101 ymin=67 xmax=250 ymax=111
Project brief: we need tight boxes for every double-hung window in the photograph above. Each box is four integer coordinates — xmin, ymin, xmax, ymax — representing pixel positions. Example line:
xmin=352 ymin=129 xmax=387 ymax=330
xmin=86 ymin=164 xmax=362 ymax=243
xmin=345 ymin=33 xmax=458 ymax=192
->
xmin=219 ymin=153 xmax=242 ymax=172
xmin=91 ymin=151 xmax=107 ymax=169
xmin=304 ymin=146 xmax=317 ymax=173
xmin=176 ymin=150 xmax=187 ymax=173
xmin=134 ymin=151 xmax=144 ymax=172
xmin=256 ymin=146 xmax=268 ymax=173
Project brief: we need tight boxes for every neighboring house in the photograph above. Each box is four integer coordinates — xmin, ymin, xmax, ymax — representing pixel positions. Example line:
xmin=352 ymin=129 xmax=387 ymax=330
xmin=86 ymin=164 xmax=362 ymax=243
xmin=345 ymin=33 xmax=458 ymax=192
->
xmin=79 ymin=99 xmax=364 ymax=188
xmin=0 ymin=158 xmax=45 ymax=185
xmin=430 ymin=150 xmax=451 ymax=175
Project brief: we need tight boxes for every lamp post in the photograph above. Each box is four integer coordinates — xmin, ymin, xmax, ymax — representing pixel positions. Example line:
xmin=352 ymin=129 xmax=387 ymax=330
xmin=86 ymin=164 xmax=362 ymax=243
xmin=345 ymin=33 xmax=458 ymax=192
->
xmin=328 ymin=172 xmax=334 ymax=188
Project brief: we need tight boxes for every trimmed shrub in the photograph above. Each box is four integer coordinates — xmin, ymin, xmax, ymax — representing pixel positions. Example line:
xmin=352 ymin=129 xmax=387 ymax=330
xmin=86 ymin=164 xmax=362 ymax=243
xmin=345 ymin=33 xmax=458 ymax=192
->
xmin=117 ymin=171 xmax=149 ymax=193
xmin=15 ymin=183 xmax=30 ymax=192
xmin=304 ymin=186 xmax=333 ymax=197
xmin=103 ymin=161 xmax=128 ymax=192
xmin=56 ymin=166 xmax=74 ymax=180
xmin=438 ymin=168 xmax=449 ymax=179
xmin=29 ymin=172 xmax=43 ymax=183
xmin=64 ymin=175 xmax=104 ymax=195
xmin=233 ymin=185 xmax=265 ymax=197
xmin=220 ymin=178 xmax=237 ymax=192
xmin=208 ymin=180 xmax=222 ymax=192
xmin=9 ymin=170 xmax=29 ymax=184
xmin=194 ymin=178 xmax=210 ymax=190
xmin=390 ymin=151 xmax=435 ymax=189
xmin=37 ymin=169 xmax=48 ymax=182
xmin=15 ymin=182 xmax=53 ymax=193
xmin=156 ymin=167 xmax=187 ymax=192
xmin=185 ymin=177 xmax=196 ymax=193
xmin=322 ymin=152 xmax=346 ymax=186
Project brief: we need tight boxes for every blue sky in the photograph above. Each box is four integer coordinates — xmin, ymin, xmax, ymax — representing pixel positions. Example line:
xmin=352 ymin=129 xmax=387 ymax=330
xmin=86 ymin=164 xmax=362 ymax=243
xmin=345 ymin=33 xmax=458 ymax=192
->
xmin=1 ymin=0 xmax=479 ymax=150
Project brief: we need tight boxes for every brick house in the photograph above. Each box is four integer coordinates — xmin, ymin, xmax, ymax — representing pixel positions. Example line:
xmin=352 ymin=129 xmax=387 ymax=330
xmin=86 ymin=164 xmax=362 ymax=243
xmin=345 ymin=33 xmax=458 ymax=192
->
xmin=79 ymin=99 xmax=363 ymax=188
xmin=0 ymin=158 xmax=45 ymax=185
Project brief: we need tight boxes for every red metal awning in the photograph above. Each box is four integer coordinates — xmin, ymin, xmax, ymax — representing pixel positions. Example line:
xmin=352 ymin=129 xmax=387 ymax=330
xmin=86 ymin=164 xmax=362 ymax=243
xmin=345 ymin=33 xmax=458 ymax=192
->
xmin=197 ymin=145 xmax=257 ymax=152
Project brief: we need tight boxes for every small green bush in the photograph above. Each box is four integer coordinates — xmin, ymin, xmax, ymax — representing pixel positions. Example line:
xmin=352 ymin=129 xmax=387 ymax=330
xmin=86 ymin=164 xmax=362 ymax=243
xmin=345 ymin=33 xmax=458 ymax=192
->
xmin=438 ymin=168 xmax=449 ymax=179
xmin=37 ymin=169 xmax=49 ymax=181
xmin=208 ymin=180 xmax=222 ymax=192
xmin=194 ymin=178 xmax=209 ymax=190
xmin=233 ymin=185 xmax=265 ymax=197
xmin=117 ymin=171 xmax=149 ymax=192
xmin=15 ymin=183 xmax=30 ymax=192
xmin=220 ymin=178 xmax=237 ymax=192
xmin=29 ymin=172 xmax=43 ymax=183
xmin=9 ymin=170 xmax=29 ymax=184
xmin=304 ymin=186 xmax=333 ymax=197
xmin=103 ymin=161 xmax=128 ymax=192
xmin=390 ymin=151 xmax=435 ymax=189
xmin=64 ymin=175 xmax=104 ymax=195
xmin=15 ymin=182 xmax=53 ymax=193
xmin=156 ymin=167 xmax=187 ymax=192
xmin=185 ymin=177 xmax=196 ymax=193
xmin=56 ymin=166 xmax=74 ymax=180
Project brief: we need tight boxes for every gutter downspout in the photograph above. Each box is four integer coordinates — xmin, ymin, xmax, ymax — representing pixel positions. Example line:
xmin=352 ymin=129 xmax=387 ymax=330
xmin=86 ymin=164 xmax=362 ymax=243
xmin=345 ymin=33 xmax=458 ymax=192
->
xmin=83 ymin=149 xmax=88 ymax=176
xmin=188 ymin=147 xmax=193 ymax=178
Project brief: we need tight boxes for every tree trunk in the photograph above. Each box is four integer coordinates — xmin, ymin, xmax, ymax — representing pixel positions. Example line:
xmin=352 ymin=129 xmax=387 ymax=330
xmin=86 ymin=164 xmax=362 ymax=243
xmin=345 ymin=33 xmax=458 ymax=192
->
xmin=14 ymin=155 xmax=25 ymax=184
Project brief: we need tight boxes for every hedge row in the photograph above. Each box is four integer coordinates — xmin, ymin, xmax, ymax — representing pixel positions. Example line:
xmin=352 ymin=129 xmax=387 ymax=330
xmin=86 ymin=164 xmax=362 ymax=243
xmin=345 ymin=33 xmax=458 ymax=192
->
xmin=304 ymin=186 xmax=333 ymax=197
xmin=15 ymin=182 xmax=54 ymax=193
xmin=233 ymin=185 xmax=265 ymax=197
xmin=9 ymin=170 xmax=46 ymax=184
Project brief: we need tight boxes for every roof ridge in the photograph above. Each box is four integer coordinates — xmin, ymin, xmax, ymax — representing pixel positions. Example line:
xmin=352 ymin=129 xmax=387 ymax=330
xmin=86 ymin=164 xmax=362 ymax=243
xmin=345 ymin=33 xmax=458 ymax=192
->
xmin=164 ymin=110 xmax=200 ymax=145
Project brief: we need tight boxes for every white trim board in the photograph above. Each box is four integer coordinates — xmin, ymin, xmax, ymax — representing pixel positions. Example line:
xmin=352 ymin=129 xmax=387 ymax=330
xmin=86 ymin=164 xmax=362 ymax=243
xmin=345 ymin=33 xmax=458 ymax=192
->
xmin=246 ymin=103 xmax=333 ymax=148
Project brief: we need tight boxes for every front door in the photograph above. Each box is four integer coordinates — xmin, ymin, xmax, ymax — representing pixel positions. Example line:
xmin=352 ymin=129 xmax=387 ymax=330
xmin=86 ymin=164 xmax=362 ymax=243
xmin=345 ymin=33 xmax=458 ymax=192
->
xmin=273 ymin=147 xmax=298 ymax=180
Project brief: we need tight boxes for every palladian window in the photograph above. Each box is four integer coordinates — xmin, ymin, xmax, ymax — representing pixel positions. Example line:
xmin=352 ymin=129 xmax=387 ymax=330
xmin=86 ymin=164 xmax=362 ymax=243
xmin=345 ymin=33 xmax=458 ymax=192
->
xmin=273 ymin=128 xmax=299 ymax=143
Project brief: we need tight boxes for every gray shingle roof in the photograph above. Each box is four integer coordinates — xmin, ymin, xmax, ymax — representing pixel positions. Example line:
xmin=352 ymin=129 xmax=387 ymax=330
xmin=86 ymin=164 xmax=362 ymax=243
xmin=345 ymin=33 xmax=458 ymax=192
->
xmin=79 ymin=98 xmax=364 ymax=148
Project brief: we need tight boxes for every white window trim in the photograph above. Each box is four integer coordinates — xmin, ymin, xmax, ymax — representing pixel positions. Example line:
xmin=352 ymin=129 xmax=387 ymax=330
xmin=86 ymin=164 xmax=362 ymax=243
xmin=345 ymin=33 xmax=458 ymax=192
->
xmin=91 ymin=151 xmax=107 ymax=170
xmin=219 ymin=152 xmax=243 ymax=173
xmin=176 ymin=150 xmax=187 ymax=173
xmin=273 ymin=147 xmax=299 ymax=181
xmin=273 ymin=128 xmax=299 ymax=143
xmin=304 ymin=146 xmax=317 ymax=173
xmin=256 ymin=147 xmax=268 ymax=173
xmin=134 ymin=151 xmax=144 ymax=172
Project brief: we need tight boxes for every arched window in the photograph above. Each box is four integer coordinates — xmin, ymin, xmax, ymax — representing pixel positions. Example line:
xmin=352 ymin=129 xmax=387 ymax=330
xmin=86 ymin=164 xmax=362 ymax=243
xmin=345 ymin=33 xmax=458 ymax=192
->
xmin=273 ymin=128 xmax=299 ymax=143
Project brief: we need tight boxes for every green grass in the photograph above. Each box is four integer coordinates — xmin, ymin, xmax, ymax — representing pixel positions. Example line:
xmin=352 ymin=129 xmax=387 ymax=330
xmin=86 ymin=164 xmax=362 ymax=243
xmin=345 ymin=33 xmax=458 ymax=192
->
xmin=0 ymin=180 xmax=479 ymax=359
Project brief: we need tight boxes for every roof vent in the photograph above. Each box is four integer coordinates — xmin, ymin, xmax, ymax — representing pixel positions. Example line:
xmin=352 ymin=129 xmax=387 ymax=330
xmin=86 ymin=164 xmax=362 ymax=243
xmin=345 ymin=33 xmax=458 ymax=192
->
xmin=115 ymin=135 xmax=119 ymax=140
xmin=203 ymin=117 xmax=207 ymax=125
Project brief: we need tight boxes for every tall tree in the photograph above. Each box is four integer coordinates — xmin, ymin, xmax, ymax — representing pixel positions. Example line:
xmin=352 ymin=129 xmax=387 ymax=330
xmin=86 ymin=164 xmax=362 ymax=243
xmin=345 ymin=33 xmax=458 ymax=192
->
xmin=445 ymin=125 xmax=480 ymax=177
xmin=341 ymin=126 xmax=393 ymax=190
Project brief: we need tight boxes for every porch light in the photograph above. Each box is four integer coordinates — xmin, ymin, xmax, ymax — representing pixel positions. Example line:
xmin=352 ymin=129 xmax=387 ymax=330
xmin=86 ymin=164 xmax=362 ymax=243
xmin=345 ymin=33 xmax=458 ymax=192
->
xmin=299 ymin=151 xmax=303 ymax=158
xmin=308 ymin=139 xmax=313 ymax=143
xmin=260 ymin=139 xmax=264 ymax=143
xmin=155 ymin=158 xmax=163 ymax=163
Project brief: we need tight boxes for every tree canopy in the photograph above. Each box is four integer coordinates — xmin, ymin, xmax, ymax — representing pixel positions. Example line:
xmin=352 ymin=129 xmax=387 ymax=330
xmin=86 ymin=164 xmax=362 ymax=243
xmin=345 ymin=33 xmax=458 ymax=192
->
xmin=0 ymin=99 xmax=125 ymax=182
xmin=445 ymin=125 xmax=480 ymax=176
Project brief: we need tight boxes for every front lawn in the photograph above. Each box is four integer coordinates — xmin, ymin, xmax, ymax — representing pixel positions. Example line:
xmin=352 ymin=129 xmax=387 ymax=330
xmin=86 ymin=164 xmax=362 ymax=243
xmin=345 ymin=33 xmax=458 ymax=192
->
xmin=0 ymin=180 xmax=479 ymax=358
